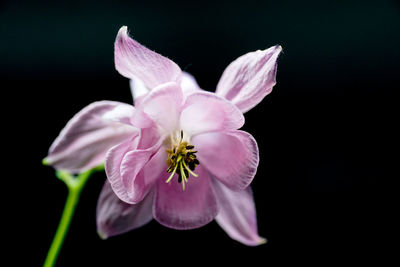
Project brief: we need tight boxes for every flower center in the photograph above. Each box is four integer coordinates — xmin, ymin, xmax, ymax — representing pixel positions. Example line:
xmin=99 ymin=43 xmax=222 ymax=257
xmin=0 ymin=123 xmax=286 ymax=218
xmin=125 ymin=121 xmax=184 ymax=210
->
xmin=165 ymin=130 xmax=200 ymax=190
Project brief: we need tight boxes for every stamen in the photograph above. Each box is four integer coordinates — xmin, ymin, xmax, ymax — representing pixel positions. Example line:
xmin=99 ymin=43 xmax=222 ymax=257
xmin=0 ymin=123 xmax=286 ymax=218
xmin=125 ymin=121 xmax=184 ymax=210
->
xmin=165 ymin=163 xmax=179 ymax=183
xmin=180 ymin=161 xmax=187 ymax=180
xmin=166 ymin=155 xmax=182 ymax=183
xmin=180 ymin=161 xmax=187 ymax=190
xmin=165 ymin=130 xmax=199 ymax=190
xmin=182 ymin=160 xmax=198 ymax=177
xmin=188 ymin=162 xmax=195 ymax=171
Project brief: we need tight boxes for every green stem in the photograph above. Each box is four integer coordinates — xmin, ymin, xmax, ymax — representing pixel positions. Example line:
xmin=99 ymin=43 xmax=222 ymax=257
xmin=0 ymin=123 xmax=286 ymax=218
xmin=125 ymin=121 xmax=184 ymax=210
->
xmin=43 ymin=165 xmax=103 ymax=267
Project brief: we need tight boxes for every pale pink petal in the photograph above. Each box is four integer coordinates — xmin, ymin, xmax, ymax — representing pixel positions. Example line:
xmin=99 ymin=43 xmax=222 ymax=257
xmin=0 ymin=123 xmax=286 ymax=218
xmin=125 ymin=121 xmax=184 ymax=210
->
xmin=105 ymin=135 xmax=162 ymax=204
xmin=216 ymin=45 xmax=282 ymax=113
xmin=180 ymin=91 xmax=244 ymax=136
xmin=115 ymin=26 xmax=182 ymax=89
xmin=104 ymin=137 xmax=137 ymax=202
xmin=129 ymin=77 xmax=149 ymax=106
xmin=46 ymin=101 xmax=137 ymax=173
xmin=153 ymin=166 xmax=219 ymax=230
xmin=120 ymin=144 xmax=167 ymax=204
xmin=192 ymin=130 xmax=259 ymax=190
xmin=136 ymin=124 xmax=161 ymax=149
xmin=181 ymin=71 xmax=201 ymax=96
xmin=96 ymin=181 xmax=154 ymax=239
xmin=130 ymin=109 xmax=155 ymax=129
xmin=137 ymin=82 xmax=183 ymax=134
xmin=101 ymin=103 xmax=136 ymax=125
xmin=213 ymin=180 xmax=266 ymax=246
xmin=129 ymin=72 xmax=200 ymax=106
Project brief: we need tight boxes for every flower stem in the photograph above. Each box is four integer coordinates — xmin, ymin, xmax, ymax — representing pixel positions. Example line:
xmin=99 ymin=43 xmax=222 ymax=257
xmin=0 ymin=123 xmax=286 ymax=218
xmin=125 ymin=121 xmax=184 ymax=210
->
xmin=43 ymin=165 xmax=104 ymax=267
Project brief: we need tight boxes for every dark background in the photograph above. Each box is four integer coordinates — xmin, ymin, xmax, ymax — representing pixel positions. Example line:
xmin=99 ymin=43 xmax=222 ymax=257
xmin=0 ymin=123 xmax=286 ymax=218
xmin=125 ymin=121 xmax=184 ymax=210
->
xmin=3 ymin=0 xmax=398 ymax=265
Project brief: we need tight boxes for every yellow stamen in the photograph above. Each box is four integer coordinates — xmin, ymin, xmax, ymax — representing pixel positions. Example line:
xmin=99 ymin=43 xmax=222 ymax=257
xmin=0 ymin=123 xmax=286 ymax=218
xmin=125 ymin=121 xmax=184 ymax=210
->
xmin=165 ymin=130 xmax=200 ymax=190
xmin=165 ymin=162 xmax=179 ymax=183
xmin=182 ymin=160 xmax=198 ymax=178
xmin=180 ymin=161 xmax=188 ymax=190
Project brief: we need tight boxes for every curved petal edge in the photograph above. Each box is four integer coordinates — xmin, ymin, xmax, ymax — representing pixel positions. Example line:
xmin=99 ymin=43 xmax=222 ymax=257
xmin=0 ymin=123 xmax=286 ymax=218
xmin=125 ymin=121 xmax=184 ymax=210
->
xmin=97 ymin=181 xmax=154 ymax=239
xmin=46 ymin=101 xmax=136 ymax=173
xmin=115 ymin=26 xmax=182 ymax=89
xmin=213 ymin=180 xmax=266 ymax=246
xmin=216 ymin=45 xmax=282 ymax=113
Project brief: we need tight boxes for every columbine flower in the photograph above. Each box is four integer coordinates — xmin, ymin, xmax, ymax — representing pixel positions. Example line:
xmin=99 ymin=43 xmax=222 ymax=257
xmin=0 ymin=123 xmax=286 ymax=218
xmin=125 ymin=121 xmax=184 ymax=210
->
xmin=45 ymin=26 xmax=281 ymax=246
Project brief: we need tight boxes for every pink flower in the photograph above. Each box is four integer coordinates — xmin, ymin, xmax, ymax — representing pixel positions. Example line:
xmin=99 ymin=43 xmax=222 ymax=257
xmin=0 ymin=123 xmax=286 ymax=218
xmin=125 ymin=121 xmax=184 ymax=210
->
xmin=45 ymin=26 xmax=281 ymax=246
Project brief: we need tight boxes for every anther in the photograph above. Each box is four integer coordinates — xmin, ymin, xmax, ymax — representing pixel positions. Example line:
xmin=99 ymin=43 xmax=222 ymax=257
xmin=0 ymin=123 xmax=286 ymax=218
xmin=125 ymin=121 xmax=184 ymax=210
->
xmin=165 ymin=131 xmax=200 ymax=190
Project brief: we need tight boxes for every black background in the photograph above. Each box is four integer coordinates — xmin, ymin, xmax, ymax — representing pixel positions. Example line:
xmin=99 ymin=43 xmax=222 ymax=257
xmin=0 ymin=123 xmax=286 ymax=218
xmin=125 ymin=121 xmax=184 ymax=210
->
xmin=2 ymin=0 xmax=398 ymax=265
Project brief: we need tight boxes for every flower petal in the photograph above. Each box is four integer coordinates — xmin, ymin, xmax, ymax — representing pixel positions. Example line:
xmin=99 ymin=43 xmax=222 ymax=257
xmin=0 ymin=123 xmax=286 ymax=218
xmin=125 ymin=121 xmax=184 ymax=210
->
xmin=216 ymin=45 xmax=282 ymax=113
xmin=136 ymin=124 xmax=161 ymax=149
xmin=129 ymin=77 xmax=149 ymax=106
xmin=180 ymin=91 xmax=244 ymax=136
xmin=137 ymin=82 xmax=183 ymax=134
xmin=212 ymin=180 xmax=266 ymax=246
xmin=120 ymin=144 xmax=167 ymax=204
xmin=105 ymin=135 xmax=163 ymax=204
xmin=130 ymin=72 xmax=200 ymax=106
xmin=115 ymin=26 xmax=182 ymax=89
xmin=46 ymin=101 xmax=137 ymax=173
xmin=96 ymin=181 xmax=154 ymax=239
xmin=181 ymin=71 xmax=201 ymax=96
xmin=153 ymin=166 xmax=219 ymax=230
xmin=192 ymin=130 xmax=259 ymax=190
xmin=105 ymin=137 xmax=139 ymax=203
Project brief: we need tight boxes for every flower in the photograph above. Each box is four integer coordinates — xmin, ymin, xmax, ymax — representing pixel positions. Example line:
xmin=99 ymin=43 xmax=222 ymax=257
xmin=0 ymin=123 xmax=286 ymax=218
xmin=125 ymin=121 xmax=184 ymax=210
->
xmin=45 ymin=26 xmax=281 ymax=246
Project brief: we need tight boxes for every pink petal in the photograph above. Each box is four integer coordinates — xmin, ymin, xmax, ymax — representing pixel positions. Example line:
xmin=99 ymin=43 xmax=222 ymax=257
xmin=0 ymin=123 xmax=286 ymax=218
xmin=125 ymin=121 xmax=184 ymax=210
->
xmin=181 ymin=71 xmax=201 ymax=96
xmin=130 ymin=71 xmax=200 ymax=106
xmin=216 ymin=45 xmax=282 ymax=113
xmin=130 ymin=109 xmax=155 ymax=129
xmin=129 ymin=77 xmax=149 ymax=106
xmin=213 ymin=180 xmax=266 ymax=246
xmin=153 ymin=166 xmax=219 ymax=230
xmin=180 ymin=91 xmax=244 ymax=136
xmin=120 ymin=144 xmax=167 ymax=203
xmin=137 ymin=82 xmax=183 ymax=134
xmin=192 ymin=130 xmax=259 ymax=191
xmin=136 ymin=124 xmax=161 ymax=149
xmin=115 ymin=26 xmax=182 ymax=89
xmin=46 ymin=101 xmax=137 ymax=173
xmin=105 ymin=135 xmax=163 ymax=204
xmin=105 ymin=137 xmax=139 ymax=203
xmin=96 ymin=181 xmax=154 ymax=239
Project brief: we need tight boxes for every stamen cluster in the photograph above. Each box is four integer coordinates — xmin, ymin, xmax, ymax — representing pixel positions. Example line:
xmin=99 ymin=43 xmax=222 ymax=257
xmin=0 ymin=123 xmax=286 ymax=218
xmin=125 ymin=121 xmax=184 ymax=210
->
xmin=165 ymin=131 xmax=200 ymax=190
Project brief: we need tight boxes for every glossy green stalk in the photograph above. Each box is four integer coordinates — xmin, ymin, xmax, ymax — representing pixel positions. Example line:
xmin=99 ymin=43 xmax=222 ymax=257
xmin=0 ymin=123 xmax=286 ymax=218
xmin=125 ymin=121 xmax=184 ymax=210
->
xmin=43 ymin=165 xmax=104 ymax=267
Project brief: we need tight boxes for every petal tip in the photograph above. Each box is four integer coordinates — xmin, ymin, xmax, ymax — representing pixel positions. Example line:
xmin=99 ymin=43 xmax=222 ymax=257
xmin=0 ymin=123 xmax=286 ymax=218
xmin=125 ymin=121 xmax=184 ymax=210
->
xmin=114 ymin=25 xmax=182 ymax=88
xmin=258 ymin=237 xmax=267 ymax=245
xmin=118 ymin=25 xmax=128 ymax=36
xmin=42 ymin=157 xmax=49 ymax=166
xmin=275 ymin=45 xmax=282 ymax=52
xmin=116 ymin=26 xmax=129 ymax=43
xmin=97 ymin=230 xmax=109 ymax=240
xmin=243 ymin=236 xmax=267 ymax=246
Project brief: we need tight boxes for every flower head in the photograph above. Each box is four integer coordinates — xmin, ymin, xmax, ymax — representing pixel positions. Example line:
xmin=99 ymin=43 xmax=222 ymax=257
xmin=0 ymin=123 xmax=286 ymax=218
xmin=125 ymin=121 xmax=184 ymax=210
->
xmin=45 ymin=26 xmax=281 ymax=246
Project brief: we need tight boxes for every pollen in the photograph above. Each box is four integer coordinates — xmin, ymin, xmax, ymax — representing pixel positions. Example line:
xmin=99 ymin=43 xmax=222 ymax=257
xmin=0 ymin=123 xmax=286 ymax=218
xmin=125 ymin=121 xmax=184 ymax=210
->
xmin=165 ymin=130 xmax=200 ymax=190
